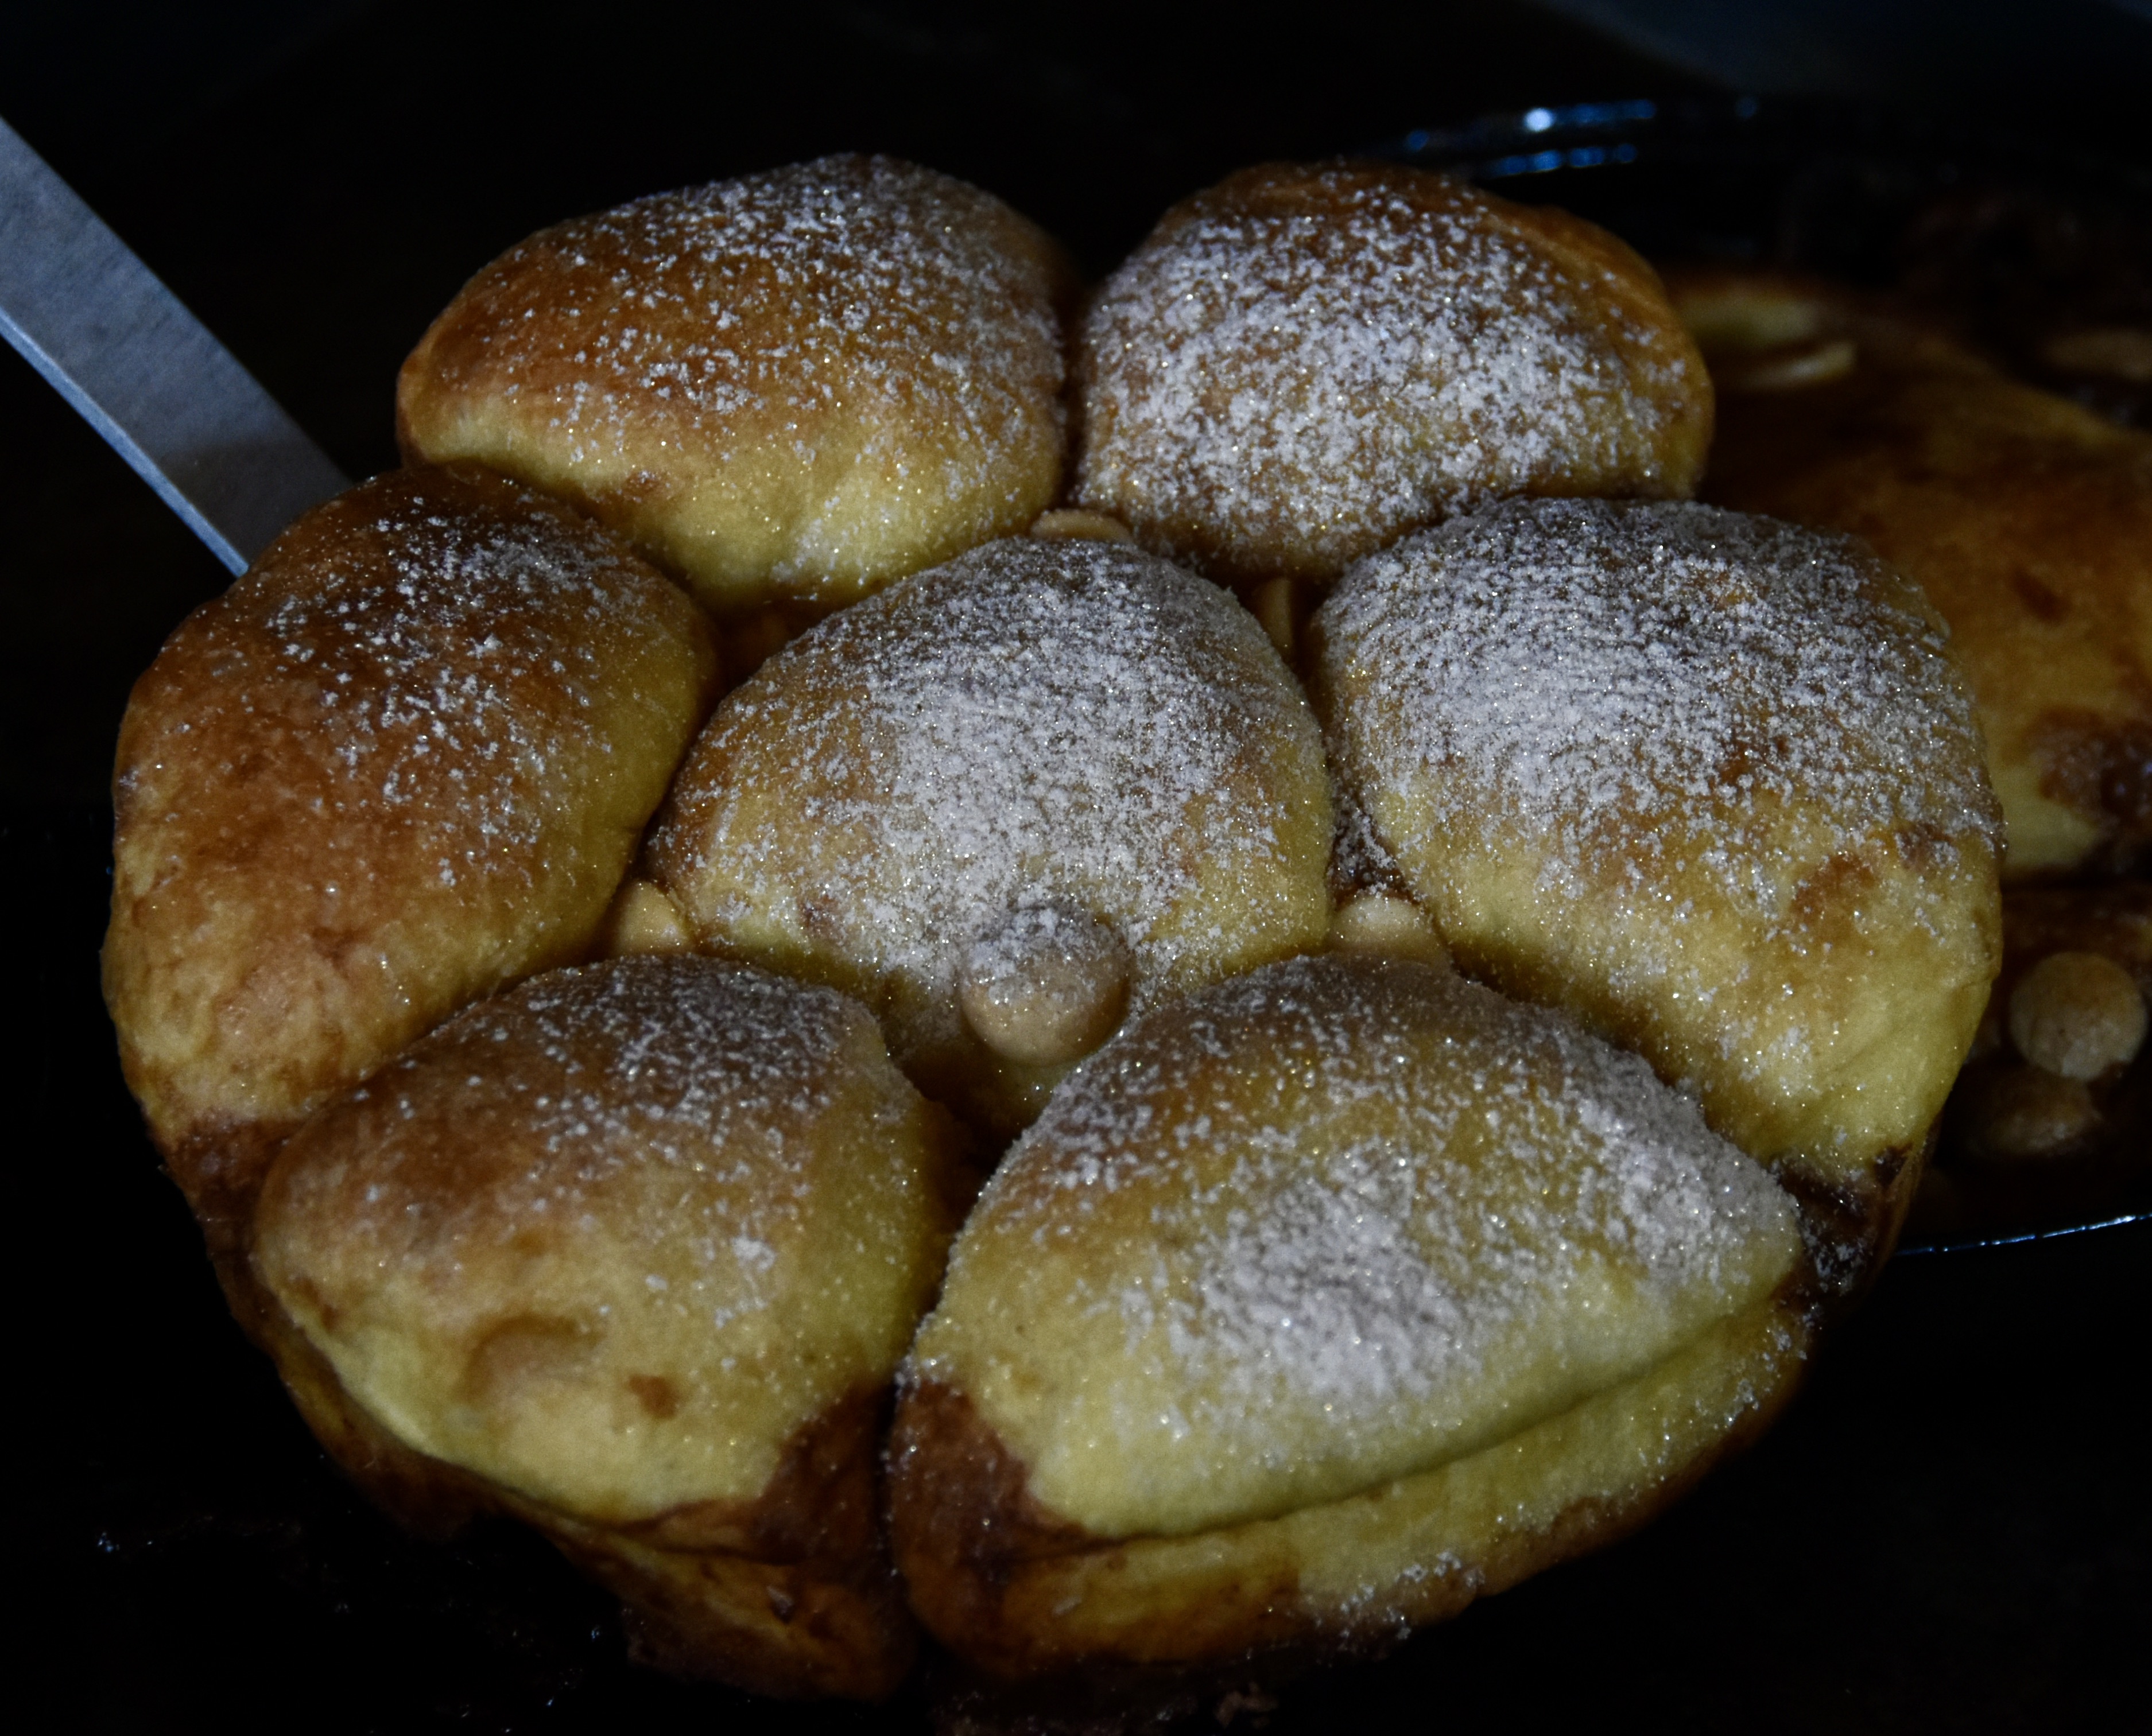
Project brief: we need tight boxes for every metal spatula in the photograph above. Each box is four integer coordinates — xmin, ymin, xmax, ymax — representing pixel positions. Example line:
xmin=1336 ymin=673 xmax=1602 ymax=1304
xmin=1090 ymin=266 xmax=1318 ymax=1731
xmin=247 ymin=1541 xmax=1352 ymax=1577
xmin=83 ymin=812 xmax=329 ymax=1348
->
xmin=0 ymin=114 xmax=348 ymax=573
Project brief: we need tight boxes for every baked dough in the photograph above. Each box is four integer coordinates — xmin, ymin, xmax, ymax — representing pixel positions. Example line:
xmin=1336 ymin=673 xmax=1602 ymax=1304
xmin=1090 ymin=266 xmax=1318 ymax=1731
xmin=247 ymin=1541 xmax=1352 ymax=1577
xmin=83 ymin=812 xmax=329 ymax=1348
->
xmin=1073 ymin=160 xmax=1712 ymax=588
xmin=890 ymin=954 xmax=1808 ymax=1685
xmin=1311 ymin=498 xmax=2002 ymax=1284
xmin=643 ymin=535 xmax=1334 ymax=1137
xmin=253 ymin=955 xmax=969 ymax=1698
xmin=1668 ymin=268 xmax=2152 ymax=879
xmin=398 ymin=156 xmax=1075 ymax=620
xmin=103 ymin=465 xmax=718 ymax=1255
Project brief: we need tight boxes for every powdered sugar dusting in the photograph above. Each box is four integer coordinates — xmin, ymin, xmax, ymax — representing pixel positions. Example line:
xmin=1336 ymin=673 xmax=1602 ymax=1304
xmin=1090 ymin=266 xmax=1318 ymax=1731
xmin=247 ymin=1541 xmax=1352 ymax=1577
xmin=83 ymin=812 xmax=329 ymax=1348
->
xmin=1316 ymin=498 xmax=2000 ymax=901
xmin=655 ymin=538 xmax=1329 ymax=1055
xmin=426 ymin=155 xmax=1064 ymax=544
xmin=164 ymin=472 xmax=679 ymax=888
xmin=1075 ymin=162 xmax=1699 ymax=582
xmin=325 ymin=956 xmax=878 ymax=1275
xmin=925 ymin=956 xmax=1796 ymax=1522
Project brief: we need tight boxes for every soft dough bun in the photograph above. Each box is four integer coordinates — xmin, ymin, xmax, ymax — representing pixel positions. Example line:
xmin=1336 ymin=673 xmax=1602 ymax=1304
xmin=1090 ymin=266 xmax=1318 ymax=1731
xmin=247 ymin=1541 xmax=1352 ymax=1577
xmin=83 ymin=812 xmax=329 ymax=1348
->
xmin=398 ymin=156 xmax=1076 ymax=620
xmin=1311 ymin=499 xmax=2002 ymax=1284
xmin=253 ymin=956 xmax=968 ymax=1698
xmin=642 ymin=536 xmax=1334 ymax=1138
xmin=1073 ymin=161 xmax=1713 ymax=588
xmin=890 ymin=954 xmax=1808 ymax=1690
xmin=1666 ymin=267 xmax=2152 ymax=880
xmin=103 ymin=466 xmax=718 ymax=1255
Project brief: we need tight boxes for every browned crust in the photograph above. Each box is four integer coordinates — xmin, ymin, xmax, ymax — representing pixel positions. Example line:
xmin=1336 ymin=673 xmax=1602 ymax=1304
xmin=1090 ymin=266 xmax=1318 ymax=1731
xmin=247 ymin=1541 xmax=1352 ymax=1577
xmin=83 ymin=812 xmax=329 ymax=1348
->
xmin=889 ymin=1298 xmax=1807 ymax=1704
xmin=250 ymin=1270 xmax=492 ymax=1541
xmin=1773 ymin=1127 xmax=1934 ymax=1316
xmin=397 ymin=158 xmax=1077 ymax=617
xmin=250 ymin=1279 xmax=916 ymax=1698
xmin=163 ymin=1119 xmax=296 ymax=1270
xmin=1073 ymin=160 xmax=1712 ymax=589
xmin=105 ymin=465 xmax=720 ymax=1255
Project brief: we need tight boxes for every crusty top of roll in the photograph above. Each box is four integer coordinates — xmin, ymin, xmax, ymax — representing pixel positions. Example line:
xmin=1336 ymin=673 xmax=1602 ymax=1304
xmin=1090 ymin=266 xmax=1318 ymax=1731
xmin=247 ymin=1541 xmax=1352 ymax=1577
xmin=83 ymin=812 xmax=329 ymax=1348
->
xmin=1319 ymin=499 xmax=1998 ymax=885
xmin=1313 ymin=498 xmax=2001 ymax=1194
xmin=104 ymin=467 xmax=717 ymax=1229
xmin=398 ymin=156 xmax=1075 ymax=616
xmin=906 ymin=954 xmax=1800 ymax=1540
xmin=647 ymin=536 xmax=1333 ymax=1128
xmin=1074 ymin=160 xmax=1712 ymax=586
xmin=255 ymin=956 xmax=961 ymax=1526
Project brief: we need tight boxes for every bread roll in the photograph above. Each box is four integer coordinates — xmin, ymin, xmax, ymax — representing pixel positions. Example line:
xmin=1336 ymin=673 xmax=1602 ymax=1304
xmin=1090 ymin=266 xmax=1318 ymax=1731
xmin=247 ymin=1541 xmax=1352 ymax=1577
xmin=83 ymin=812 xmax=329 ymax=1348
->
xmin=645 ymin=536 xmax=1333 ymax=1137
xmin=253 ymin=956 xmax=970 ymax=1698
xmin=890 ymin=954 xmax=1808 ymax=1688
xmin=1312 ymin=499 xmax=2002 ymax=1284
xmin=104 ymin=466 xmax=718 ymax=1254
xmin=1074 ymin=161 xmax=1712 ymax=588
xmin=399 ymin=156 xmax=1075 ymax=620
xmin=1668 ymin=268 xmax=2152 ymax=879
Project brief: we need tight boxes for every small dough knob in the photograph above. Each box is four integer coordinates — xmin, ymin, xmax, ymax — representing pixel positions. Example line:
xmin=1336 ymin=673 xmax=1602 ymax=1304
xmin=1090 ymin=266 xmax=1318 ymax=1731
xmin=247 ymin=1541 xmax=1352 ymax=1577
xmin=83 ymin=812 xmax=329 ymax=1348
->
xmin=2008 ymin=951 xmax=2147 ymax=1080
xmin=1327 ymin=891 xmax=1451 ymax=968
xmin=960 ymin=906 xmax=1131 ymax=1067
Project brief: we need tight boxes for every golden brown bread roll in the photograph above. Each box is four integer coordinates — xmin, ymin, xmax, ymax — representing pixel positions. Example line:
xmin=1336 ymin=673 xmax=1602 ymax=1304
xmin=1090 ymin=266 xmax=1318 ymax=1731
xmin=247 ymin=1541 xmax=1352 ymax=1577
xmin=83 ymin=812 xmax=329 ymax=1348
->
xmin=1073 ymin=161 xmax=1713 ymax=589
xmin=642 ymin=535 xmax=1334 ymax=1137
xmin=398 ymin=156 xmax=1076 ymax=620
xmin=1311 ymin=498 xmax=2002 ymax=1285
xmin=889 ymin=954 xmax=1808 ymax=1690
xmin=103 ymin=466 xmax=718 ymax=1255
xmin=1667 ymin=268 xmax=2152 ymax=879
xmin=253 ymin=954 xmax=970 ymax=1699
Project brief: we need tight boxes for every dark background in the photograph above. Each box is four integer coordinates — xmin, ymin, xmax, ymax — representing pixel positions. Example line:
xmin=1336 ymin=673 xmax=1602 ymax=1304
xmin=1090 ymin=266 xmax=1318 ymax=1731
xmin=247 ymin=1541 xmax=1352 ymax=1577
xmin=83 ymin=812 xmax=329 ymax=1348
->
xmin=7 ymin=3 xmax=2148 ymax=1730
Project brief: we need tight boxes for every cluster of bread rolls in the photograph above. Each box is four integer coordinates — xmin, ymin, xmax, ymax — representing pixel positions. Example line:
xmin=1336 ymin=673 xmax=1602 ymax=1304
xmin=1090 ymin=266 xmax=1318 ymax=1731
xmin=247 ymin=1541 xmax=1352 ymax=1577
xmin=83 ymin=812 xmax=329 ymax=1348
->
xmin=106 ymin=156 xmax=2023 ymax=1714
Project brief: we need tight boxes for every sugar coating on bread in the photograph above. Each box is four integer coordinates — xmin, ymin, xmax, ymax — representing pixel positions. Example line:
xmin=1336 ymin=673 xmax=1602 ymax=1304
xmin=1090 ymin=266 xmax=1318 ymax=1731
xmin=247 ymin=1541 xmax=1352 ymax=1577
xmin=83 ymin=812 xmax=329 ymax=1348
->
xmin=104 ymin=467 xmax=717 ymax=1236
xmin=255 ymin=955 xmax=959 ymax=1524
xmin=1322 ymin=499 xmax=1993 ymax=877
xmin=649 ymin=537 xmax=1333 ymax=1131
xmin=399 ymin=156 xmax=1072 ymax=615
xmin=907 ymin=954 xmax=1799 ymax=1540
xmin=1075 ymin=162 xmax=1711 ymax=586
xmin=1313 ymin=498 xmax=2000 ymax=1193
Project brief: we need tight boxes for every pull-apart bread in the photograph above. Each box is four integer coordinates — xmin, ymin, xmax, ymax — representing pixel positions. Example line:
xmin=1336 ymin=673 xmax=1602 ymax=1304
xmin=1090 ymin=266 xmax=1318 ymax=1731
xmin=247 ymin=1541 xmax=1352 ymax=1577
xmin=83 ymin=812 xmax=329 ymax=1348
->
xmin=1074 ymin=161 xmax=1712 ymax=590
xmin=253 ymin=955 xmax=970 ymax=1698
xmin=641 ymin=535 xmax=1335 ymax=1137
xmin=1668 ymin=269 xmax=2152 ymax=880
xmin=398 ymin=156 xmax=1075 ymax=625
xmin=103 ymin=152 xmax=2017 ymax=1711
xmin=1312 ymin=499 xmax=2002 ymax=1283
xmin=103 ymin=466 xmax=718 ymax=1258
xmin=891 ymin=954 xmax=1808 ymax=1690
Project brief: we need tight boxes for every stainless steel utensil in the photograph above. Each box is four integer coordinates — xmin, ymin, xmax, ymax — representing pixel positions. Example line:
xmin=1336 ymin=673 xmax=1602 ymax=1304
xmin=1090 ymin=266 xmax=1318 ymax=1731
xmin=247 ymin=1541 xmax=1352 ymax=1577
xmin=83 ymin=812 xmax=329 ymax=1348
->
xmin=0 ymin=114 xmax=347 ymax=573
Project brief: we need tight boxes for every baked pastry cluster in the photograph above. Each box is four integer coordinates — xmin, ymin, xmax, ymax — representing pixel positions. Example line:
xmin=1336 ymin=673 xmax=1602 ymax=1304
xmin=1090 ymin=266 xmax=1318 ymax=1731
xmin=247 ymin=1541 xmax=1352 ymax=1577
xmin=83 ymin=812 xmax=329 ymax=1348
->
xmin=106 ymin=156 xmax=2008 ymax=1712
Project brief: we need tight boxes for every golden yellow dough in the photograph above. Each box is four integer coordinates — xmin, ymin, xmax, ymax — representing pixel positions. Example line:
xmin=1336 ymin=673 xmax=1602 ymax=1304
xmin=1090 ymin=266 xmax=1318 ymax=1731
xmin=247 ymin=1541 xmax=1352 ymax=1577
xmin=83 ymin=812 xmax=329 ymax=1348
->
xmin=643 ymin=536 xmax=1335 ymax=1138
xmin=103 ymin=466 xmax=718 ymax=1252
xmin=890 ymin=954 xmax=1808 ymax=1681
xmin=254 ymin=955 xmax=969 ymax=1698
xmin=398 ymin=156 xmax=1075 ymax=619
xmin=1668 ymin=269 xmax=2152 ymax=879
xmin=1311 ymin=498 xmax=2002 ymax=1280
xmin=1073 ymin=160 xmax=1713 ymax=588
